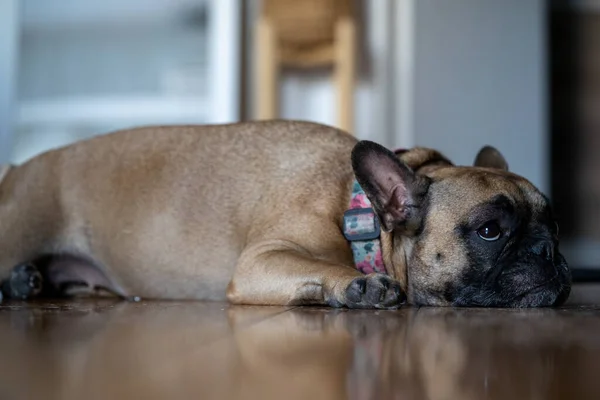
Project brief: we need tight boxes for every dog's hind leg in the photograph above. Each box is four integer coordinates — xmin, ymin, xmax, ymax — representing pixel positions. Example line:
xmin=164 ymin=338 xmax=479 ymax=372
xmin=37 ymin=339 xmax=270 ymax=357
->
xmin=41 ymin=254 xmax=128 ymax=299
xmin=1 ymin=254 xmax=127 ymax=300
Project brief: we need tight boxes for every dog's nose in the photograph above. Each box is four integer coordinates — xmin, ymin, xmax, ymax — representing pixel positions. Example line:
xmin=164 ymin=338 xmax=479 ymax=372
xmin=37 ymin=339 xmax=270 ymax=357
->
xmin=533 ymin=240 xmax=554 ymax=261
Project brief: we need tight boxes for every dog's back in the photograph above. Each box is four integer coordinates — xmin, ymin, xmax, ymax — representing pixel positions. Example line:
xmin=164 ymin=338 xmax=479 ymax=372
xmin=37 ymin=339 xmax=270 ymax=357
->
xmin=0 ymin=120 xmax=357 ymax=300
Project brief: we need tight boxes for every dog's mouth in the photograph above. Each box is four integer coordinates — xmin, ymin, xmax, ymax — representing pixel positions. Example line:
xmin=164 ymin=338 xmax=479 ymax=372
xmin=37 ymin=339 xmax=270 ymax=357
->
xmin=424 ymin=253 xmax=572 ymax=308
xmin=506 ymin=276 xmax=571 ymax=308
xmin=503 ymin=252 xmax=571 ymax=308
xmin=447 ymin=281 xmax=570 ymax=308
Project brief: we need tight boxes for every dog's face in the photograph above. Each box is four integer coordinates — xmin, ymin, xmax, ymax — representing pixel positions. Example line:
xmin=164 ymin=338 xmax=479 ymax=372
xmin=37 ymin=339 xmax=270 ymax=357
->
xmin=352 ymin=142 xmax=571 ymax=308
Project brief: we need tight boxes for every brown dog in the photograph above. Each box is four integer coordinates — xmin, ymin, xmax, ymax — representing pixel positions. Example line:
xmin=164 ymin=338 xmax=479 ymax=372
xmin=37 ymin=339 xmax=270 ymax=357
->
xmin=0 ymin=120 xmax=570 ymax=307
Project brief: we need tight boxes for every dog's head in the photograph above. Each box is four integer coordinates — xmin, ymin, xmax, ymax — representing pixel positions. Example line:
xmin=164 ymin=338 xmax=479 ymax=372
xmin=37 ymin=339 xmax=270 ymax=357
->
xmin=351 ymin=141 xmax=571 ymax=307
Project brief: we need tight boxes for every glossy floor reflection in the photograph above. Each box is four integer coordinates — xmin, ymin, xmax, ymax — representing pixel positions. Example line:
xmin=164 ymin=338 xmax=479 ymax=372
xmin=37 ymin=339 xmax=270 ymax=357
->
xmin=1 ymin=285 xmax=600 ymax=400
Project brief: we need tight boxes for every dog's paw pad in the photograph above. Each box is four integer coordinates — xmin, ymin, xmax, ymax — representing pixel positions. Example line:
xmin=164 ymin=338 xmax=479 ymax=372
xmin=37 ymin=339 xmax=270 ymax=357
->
xmin=346 ymin=278 xmax=367 ymax=303
xmin=9 ymin=263 xmax=43 ymax=299
xmin=345 ymin=274 xmax=405 ymax=309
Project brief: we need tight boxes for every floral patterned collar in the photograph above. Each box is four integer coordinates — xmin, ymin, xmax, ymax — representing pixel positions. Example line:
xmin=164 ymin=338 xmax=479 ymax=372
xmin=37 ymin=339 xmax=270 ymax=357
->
xmin=342 ymin=149 xmax=406 ymax=275
xmin=342 ymin=180 xmax=387 ymax=275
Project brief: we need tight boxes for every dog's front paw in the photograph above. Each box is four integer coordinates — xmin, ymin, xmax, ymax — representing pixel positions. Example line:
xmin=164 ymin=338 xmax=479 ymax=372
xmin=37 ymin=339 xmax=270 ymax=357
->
xmin=345 ymin=274 xmax=406 ymax=309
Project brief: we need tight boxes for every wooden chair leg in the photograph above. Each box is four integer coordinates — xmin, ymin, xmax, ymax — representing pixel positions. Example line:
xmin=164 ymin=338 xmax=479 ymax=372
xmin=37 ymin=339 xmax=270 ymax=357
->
xmin=255 ymin=17 xmax=279 ymax=120
xmin=334 ymin=16 xmax=356 ymax=134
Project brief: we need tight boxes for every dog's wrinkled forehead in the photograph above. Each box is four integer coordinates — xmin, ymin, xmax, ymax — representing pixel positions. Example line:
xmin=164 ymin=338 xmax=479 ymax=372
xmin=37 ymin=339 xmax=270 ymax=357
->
xmin=425 ymin=166 xmax=548 ymax=221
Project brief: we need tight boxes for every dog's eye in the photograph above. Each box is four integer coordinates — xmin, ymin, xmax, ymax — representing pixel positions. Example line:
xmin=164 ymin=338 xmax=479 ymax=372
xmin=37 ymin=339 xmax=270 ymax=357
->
xmin=477 ymin=222 xmax=501 ymax=241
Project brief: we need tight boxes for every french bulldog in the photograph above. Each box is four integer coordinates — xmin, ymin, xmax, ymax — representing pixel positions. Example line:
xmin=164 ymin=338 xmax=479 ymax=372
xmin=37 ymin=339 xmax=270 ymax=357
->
xmin=0 ymin=120 xmax=571 ymax=307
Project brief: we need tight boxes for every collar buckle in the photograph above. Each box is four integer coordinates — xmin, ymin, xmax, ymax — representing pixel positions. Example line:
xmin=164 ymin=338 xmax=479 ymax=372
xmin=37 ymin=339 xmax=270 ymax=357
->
xmin=342 ymin=208 xmax=381 ymax=241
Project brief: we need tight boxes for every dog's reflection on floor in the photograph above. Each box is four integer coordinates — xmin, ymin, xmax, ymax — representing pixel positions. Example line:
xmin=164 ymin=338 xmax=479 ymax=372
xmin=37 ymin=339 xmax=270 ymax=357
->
xmin=0 ymin=302 xmax=598 ymax=400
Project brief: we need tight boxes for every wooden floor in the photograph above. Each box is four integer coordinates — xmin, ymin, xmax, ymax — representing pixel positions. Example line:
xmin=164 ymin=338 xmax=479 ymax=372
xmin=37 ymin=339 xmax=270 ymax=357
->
xmin=1 ymin=284 xmax=600 ymax=400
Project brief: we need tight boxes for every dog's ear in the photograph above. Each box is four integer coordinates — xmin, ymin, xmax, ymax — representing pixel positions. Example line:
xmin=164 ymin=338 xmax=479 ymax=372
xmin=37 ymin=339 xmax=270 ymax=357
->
xmin=352 ymin=141 xmax=430 ymax=233
xmin=474 ymin=146 xmax=509 ymax=171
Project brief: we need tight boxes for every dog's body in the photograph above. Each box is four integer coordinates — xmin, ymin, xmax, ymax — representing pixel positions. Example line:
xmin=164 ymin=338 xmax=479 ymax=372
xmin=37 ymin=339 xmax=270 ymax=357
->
xmin=0 ymin=120 xmax=571 ymax=307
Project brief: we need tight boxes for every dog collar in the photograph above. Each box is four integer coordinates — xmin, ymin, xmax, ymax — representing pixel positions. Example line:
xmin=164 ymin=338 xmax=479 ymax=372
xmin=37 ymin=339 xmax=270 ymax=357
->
xmin=342 ymin=149 xmax=406 ymax=275
xmin=343 ymin=180 xmax=387 ymax=275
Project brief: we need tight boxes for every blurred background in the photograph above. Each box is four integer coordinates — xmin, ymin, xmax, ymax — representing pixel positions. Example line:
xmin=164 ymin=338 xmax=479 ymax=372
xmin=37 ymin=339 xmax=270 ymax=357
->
xmin=0 ymin=0 xmax=599 ymax=272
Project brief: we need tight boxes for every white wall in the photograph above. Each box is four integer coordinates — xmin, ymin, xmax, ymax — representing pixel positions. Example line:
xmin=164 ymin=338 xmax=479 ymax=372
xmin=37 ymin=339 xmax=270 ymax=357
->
xmin=411 ymin=0 xmax=547 ymax=193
